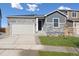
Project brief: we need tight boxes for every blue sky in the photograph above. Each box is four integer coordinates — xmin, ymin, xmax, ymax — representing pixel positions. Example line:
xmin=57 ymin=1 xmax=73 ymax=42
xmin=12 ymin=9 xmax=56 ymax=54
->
xmin=0 ymin=3 xmax=79 ymax=28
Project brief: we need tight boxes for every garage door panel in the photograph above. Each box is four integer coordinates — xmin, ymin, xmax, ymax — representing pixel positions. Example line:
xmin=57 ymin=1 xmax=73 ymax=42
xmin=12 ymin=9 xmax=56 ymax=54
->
xmin=10 ymin=18 xmax=34 ymax=24
xmin=12 ymin=24 xmax=34 ymax=35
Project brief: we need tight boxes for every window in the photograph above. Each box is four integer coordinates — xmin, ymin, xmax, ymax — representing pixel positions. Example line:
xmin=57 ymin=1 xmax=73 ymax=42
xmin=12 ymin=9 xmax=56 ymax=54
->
xmin=53 ymin=18 xmax=59 ymax=28
xmin=64 ymin=11 xmax=67 ymax=15
xmin=72 ymin=11 xmax=77 ymax=17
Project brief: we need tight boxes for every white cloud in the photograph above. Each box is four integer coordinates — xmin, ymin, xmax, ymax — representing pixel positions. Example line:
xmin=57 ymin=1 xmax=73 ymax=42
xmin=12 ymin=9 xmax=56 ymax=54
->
xmin=26 ymin=4 xmax=39 ymax=12
xmin=58 ymin=6 xmax=72 ymax=10
xmin=11 ymin=3 xmax=23 ymax=10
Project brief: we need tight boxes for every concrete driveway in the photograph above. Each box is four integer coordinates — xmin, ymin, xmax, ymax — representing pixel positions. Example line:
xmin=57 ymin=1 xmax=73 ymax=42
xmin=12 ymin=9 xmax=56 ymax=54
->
xmin=0 ymin=34 xmax=39 ymax=49
xmin=0 ymin=34 xmax=41 ymax=56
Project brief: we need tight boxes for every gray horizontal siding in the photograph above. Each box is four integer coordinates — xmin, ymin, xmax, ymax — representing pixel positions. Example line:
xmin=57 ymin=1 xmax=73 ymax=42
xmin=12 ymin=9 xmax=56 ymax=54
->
xmin=66 ymin=20 xmax=73 ymax=27
xmin=43 ymin=12 xmax=66 ymax=35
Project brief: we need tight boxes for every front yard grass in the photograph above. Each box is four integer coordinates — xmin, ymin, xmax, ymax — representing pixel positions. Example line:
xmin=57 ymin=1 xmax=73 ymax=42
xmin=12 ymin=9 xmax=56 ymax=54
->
xmin=39 ymin=51 xmax=79 ymax=56
xmin=39 ymin=35 xmax=79 ymax=47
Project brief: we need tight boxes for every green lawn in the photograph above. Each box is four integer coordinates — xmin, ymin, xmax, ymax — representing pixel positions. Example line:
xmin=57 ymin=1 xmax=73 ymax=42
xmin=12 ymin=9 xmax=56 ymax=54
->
xmin=39 ymin=35 xmax=79 ymax=47
xmin=39 ymin=51 xmax=79 ymax=56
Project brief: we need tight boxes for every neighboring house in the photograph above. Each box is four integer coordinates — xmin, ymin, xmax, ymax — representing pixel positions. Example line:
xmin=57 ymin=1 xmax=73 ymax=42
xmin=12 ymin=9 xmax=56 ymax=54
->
xmin=7 ymin=9 xmax=79 ymax=36
xmin=0 ymin=28 xmax=6 ymax=33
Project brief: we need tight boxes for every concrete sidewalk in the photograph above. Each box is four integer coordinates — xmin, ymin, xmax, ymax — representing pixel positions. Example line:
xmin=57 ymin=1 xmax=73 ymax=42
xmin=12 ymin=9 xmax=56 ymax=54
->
xmin=0 ymin=45 xmax=79 ymax=53
xmin=18 ymin=45 xmax=79 ymax=53
xmin=39 ymin=45 xmax=79 ymax=53
xmin=0 ymin=50 xmax=38 ymax=56
xmin=0 ymin=45 xmax=79 ymax=56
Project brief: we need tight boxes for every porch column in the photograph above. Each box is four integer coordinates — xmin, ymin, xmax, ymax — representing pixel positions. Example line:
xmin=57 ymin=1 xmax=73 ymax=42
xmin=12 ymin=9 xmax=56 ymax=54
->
xmin=35 ymin=18 xmax=38 ymax=32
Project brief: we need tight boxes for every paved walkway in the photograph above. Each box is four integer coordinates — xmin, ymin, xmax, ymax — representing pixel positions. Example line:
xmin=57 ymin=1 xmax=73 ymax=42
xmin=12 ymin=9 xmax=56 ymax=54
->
xmin=0 ymin=45 xmax=79 ymax=53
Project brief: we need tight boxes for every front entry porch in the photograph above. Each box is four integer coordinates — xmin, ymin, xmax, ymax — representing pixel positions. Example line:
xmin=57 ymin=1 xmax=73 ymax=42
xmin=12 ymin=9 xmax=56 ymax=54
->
xmin=35 ymin=18 xmax=46 ymax=36
xmin=35 ymin=18 xmax=45 ymax=32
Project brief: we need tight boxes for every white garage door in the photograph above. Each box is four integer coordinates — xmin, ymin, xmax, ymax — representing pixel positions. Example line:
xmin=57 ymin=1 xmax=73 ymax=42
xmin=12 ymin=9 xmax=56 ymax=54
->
xmin=12 ymin=24 xmax=34 ymax=35
xmin=76 ymin=22 xmax=79 ymax=35
xmin=11 ymin=18 xmax=35 ymax=35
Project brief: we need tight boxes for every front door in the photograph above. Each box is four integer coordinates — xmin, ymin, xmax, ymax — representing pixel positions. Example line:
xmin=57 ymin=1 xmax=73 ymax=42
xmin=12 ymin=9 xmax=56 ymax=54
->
xmin=38 ymin=20 xmax=42 ymax=31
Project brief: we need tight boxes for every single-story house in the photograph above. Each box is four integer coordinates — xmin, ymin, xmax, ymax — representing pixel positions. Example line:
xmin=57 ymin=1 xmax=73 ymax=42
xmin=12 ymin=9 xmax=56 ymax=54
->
xmin=7 ymin=9 xmax=79 ymax=36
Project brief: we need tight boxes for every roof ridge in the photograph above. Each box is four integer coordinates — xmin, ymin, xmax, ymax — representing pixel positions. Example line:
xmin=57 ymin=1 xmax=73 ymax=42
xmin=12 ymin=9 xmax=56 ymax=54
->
xmin=44 ymin=9 xmax=67 ymax=17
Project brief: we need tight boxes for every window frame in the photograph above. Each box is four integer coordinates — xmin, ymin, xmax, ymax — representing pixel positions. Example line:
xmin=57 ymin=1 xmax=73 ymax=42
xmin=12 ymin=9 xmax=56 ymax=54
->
xmin=72 ymin=11 xmax=77 ymax=18
xmin=52 ymin=18 xmax=60 ymax=28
